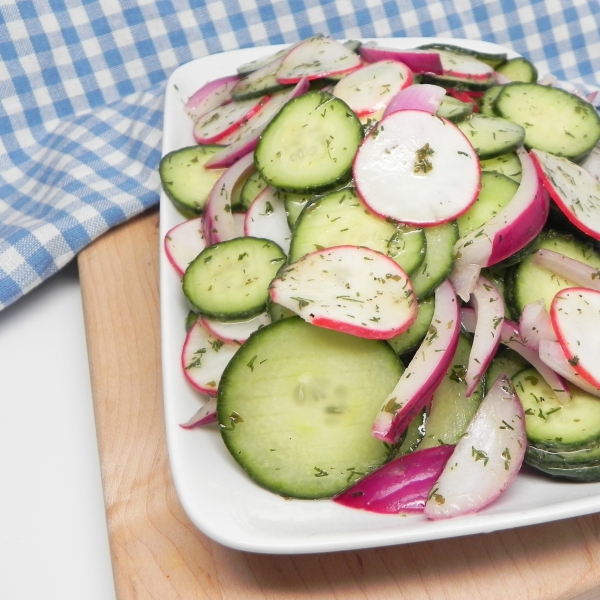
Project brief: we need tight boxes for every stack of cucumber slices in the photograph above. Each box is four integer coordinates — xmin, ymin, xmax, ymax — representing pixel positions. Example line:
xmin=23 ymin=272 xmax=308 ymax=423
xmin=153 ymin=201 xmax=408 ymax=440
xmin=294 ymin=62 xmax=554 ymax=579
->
xmin=162 ymin=35 xmax=600 ymax=518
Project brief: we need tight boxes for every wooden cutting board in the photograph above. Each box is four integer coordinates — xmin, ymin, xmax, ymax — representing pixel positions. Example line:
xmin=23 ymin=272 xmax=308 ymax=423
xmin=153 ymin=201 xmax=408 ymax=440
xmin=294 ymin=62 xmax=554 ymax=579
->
xmin=78 ymin=207 xmax=600 ymax=600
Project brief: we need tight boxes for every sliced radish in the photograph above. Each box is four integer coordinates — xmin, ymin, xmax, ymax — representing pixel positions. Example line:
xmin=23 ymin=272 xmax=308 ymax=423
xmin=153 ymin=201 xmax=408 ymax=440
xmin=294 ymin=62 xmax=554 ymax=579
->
xmin=333 ymin=445 xmax=454 ymax=514
xmin=244 ymin=186 xmax=292 ymax=254
xmin=193 ymin=95 xmax=270 ymax=144
xmin=184 ymin=75 xmax=240 ymax=122
xmin=202 ymin=152 xmax=255 ymax=245
xmin=465 ymin=275 xmax=504 ymax=396
xmin=551 ymin=287 xmax=600 ymax=388
xmin=359 ymin=44 xmax=444 ymax=75
xmin=180 ymin=397 xmax=218 ymax=428
xmin=269 ymin=245 xmax=417 ymax=340
xmin=276 ymin=36 xmax=362 ymax=84
xmin=353 ymin=110 xmax=480 ymax=225
xmin=164 ymin=216 xmax=206 ymax=276
xmin=181 ymin=319 xmax=240 ymax=396
xmin=435 ymin=49 xmax=495 ymax=81
xmin=424 ymin=373 xmax=526 ymax=520
xmin=580 ymin=142 xmax=600 ymax=183
xmin=532 ymin=248 xmax=600 ymax=292
xmin=539 ymin=339 xmax=600 ymax=398
xmin=372 ymin=280 xmax=460 ymax=443
xmin=451 ymin=147 xmax=550 ymax=300
xmin=331 ymin=60 xmax=414 ymax=117
xmin=204 ymin=78 xmax=310 ymax=169
xmin=200 ymin=312 xmax=271 ymax=344
xmin=461 ymin=309 xmax=571 ymax=404
xmin=519 ymin=298 xmax=556 ymax=352
xmin=382 ymin=83 xmax=446 ymax=118
xmin=531 ymin=148 xmax=600 ymax=241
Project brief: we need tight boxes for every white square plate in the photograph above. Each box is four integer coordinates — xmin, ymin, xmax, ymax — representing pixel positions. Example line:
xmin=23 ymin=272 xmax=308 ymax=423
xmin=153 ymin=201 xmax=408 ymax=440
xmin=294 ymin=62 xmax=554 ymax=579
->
xmin=160 ymin=37 xmax=600 ymax=554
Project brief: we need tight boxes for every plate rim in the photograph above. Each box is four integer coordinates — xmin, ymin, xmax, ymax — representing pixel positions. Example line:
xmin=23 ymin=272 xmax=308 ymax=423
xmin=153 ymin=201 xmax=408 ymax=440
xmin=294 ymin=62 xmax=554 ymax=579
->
xmin=159 ymin=37 xmax=600 ymax=555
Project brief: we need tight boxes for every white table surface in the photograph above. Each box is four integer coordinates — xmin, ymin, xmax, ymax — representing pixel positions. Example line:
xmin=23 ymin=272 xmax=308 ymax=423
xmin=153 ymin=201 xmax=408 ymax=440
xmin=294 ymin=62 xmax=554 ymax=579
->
xmin=0 ymin=261 xmax=116 ymax=600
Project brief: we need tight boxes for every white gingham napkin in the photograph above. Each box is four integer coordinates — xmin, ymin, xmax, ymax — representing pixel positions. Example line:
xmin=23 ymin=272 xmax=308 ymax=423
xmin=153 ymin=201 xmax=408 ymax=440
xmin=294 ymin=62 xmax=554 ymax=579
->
xmin=1 ymin=0 xmax=599 ymax=311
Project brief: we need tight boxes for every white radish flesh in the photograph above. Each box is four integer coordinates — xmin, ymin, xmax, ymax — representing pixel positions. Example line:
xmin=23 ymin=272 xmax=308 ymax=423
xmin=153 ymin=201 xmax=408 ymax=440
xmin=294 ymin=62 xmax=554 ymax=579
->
xmin=551 ymin=287 xmax=600 ymax=389
xmin=424 ymin=373 xmax=526 ymax=520
xmin=531 ymin=148 xmax=600 ymax=242
xmin=193 ymin=95 xmax=270 ymax=144
xmin=164 ymin=216 xmax=206 ymax=276
xmin=276 ymin=36 xmax=362 ymax=84
xmin=332 ymin=60 xmax=414 ymax=117
xmin=372 ymin=280 xmax=460 ymax=443
xmin=269 ymin=245 xmax=417 ymax=340
xmin=181 ymin=319 xmax=239 ymax=396
xmin=201 ymin=312 xmax=271 ymax=344
xmin=353 ymin=110 xmax=480 ymax=225
xmin=538 ymin=339 xmax=600 ymax=398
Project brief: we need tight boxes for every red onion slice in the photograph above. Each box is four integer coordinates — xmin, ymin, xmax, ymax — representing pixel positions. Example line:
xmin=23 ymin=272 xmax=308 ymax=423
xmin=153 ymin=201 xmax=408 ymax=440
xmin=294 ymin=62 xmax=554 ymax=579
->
xmin=202 ymin=152 xmax=255 ymax=245
xmin=518 ymin=298 xmax=556 ymax=352
xmin=382 ymin=83 xmax=446 ymax=118
xmin=333 ymin=445 xmax=454 ymax=514
xmin=531 ymin=249 xmax=600 ymax=292
xmin=372 ymin=279 xmax=460 ymax=443
xmin=451 ymin=147 xmax=550 ymax=300
xmin=424 ymin=373 xmax=526 ymax=520
xmin=465 ymin=275 xmax=504 ymax=396
xmin=184 ymin=75 xmax=240 ymax=122
xmin=359 ymin=43 xmax=444 ymax=75
xmin=180 ymin=397 xmax=218 ymax=428
xmin=205 ymin=78 xmax=310 ymax=169
xmin=461 ymin=309 xmax=571 ymax=404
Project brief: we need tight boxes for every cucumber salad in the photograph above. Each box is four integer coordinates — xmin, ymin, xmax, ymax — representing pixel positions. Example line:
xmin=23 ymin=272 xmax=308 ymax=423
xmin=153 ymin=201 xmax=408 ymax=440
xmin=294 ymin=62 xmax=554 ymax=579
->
xmin=161 ymin=35 xmax=600 ymax=519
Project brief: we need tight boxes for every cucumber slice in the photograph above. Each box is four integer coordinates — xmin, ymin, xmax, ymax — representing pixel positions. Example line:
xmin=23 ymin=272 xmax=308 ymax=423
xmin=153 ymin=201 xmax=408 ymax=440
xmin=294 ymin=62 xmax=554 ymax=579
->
xmin=480 ymin=151 xmax=522 ymax=182
xmin=456 ymin=114 xmax=525 ymax=160
xmin=456 ymin=171 xmax=519 ymax=238
xmin=231 ymin=58 xmax=289 ymax=101
xmin=494 ymin=82 xmax=600 ymax=161
xmin=387 ymin=295 xmax=435 ymax=356
xmin=217 ymin=317 xmax=403 ymax=499
xmin=513 ymin=367 xmax=600 ymax=451
xmin=287 ymin=187 xmax=424 ymax=273
xmin=239 ymin=170 xmax=268 ymax=210
xmin=288 ymin=188 xmax=397 ymax=263
xmin=495 ymin=57 xmax=538 ymax=83
xmin=183 ymin=237 xmax=286 ymax=320
xmin=410 ymin=221 xmax=459 ymax=299
xmin=159 ymin=145 xmax=224 ymax=214
xmin=478 ymin=84 xmax=504 ymax=117
xmin=419 ymin=72 xmax=496 ymax=92
xmin=417 ymin=43 xmax=508 ymax=68
xmin=505 ymin=230 xmax=600 ymax=319
xmin=418 ymin=334 xmax=484 ymax=449
xmin=255 ymin=91 xmax=363 ymax=193
xmin=484 ymin=347 xmax=529 ymax=394
xmin=435 ymin=95 xmax=474 ymax=123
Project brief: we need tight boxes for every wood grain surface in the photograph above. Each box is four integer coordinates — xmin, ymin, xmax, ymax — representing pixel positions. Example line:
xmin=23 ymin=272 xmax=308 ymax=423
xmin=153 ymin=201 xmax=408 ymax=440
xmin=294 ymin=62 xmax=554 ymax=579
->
xmin=78 ymin=207 xmax=600 ymax=600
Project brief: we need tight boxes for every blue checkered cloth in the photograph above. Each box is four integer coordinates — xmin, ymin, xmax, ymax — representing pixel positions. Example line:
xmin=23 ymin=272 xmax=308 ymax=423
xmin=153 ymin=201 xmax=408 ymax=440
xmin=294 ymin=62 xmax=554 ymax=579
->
xmin=1 ymin=0 xmax=599 ymax=310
